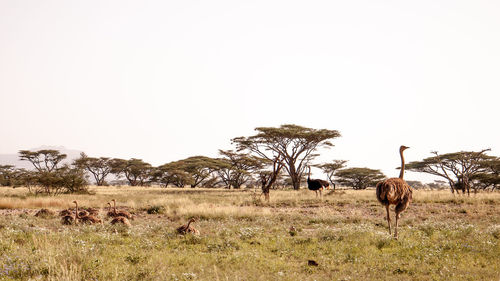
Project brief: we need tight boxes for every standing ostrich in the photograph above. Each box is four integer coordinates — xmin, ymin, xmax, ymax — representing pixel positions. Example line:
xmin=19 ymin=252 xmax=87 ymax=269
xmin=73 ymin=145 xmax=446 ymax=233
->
xmin=111 ymin=199 xmax=134 ymax=220
xmin=176 ymin=218 xmax=200 ymax=235
xmin=306 ymin=166 xmax=329 ymax=198
xmin=376 ymin=145 xmax=413 ymax=239
xmin=73 ymin=200 xmax=102 ymax=224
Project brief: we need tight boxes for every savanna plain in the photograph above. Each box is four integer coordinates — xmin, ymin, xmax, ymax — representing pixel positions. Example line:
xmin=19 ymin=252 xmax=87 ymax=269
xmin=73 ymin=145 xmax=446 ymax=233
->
xmin=0 ymin=187 xmax=499 ymax=281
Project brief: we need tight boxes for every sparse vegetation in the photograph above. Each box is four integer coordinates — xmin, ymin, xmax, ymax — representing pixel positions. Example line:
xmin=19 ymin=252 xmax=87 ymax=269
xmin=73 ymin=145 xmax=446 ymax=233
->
xmin=0 ymin=186 xmax=498 ymax=280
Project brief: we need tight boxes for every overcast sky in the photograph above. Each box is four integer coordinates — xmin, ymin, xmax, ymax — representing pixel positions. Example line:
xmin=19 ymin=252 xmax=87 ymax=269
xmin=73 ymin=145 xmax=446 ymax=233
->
xmin=1 ymin=0 xmax=499 ymax=182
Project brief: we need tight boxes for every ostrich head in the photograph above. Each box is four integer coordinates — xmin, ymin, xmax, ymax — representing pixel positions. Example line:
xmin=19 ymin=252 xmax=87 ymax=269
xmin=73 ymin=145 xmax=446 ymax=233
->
xmin=400 ymin=145 xmax=410 ymax=152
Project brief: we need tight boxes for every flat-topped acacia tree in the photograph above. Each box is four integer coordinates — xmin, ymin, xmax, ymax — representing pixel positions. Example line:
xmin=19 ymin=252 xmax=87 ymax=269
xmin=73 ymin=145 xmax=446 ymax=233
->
xmin=74 ymin=153 xmax=113 ymax=186
xmin=406 ymin=149 xmax=494 ymax=195
xmin=232 ymin=124 xmax=341 ymax=190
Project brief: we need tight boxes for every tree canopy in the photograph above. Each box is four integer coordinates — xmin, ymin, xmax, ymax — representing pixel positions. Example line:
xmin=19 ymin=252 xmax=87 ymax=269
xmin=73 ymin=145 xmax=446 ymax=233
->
xmin=232 ymin=124 xmax=340 ymax=190
xmin=406 ymin=149 xmax=494 ymax=195
xmin=74 ymin=153 xmax=113 ymax=186
xmin=335 ymin=167 xmax=385 ymax=190
xmin=317 ymin=160 xmax=347 ymax=191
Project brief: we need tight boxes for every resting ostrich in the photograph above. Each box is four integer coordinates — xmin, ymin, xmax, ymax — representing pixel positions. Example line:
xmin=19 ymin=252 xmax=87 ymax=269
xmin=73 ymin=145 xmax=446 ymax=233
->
xmin=73 ymin=200 xmax=102 ymax=224
xmin=106 ymin=202 xmax=116 ymax=217
xmin=61 ymin=213 xmax=75 ymax=225
xmin=82 ymin=207 xmax=99 ymax=217
xmin=110 ymin=216 xmax=131 ymax=227
xmin=59 ymin=209 xmax=73 ymax=217
xmin=376 ymin=145 xmax=413 ymax=239
xmin=306 ymin=166 xmax=329 ymax=198
xmin=111 ymin=199 xmax=134 ymax=220
xmin=176 ymin=218 xmax=200 ymax=235
xmin=78 ymin=209 xmax=90 ymax=217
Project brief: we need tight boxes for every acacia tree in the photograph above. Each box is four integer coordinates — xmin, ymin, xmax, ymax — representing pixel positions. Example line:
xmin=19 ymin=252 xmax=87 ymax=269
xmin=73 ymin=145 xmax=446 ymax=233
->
xmin=169 ymin=156 xmax=223 ymax=187
xmin=232 ymin=133 xmax=285 ymax=201
xmin=0 ymin=165 xmax=17 ymax=186
xmin=110 ymin=158 xmax=153 ymax=186
xmin=18 ymin=149 xmax=87 ymax=195
xmin=335 ymin=167 xmax=386 ymax=190
xmin=317 ymin=160 xmax=347 ymax=191
xmin=153 ymin=164 xmax=194 ymax=187
xmin=406 ymin=149 xmax=493 ymax=195
xmin=217 ymin=150 xmax=264 ymax=189
xmin=472 ymin=157 xmax=500 ymax=191
xmin=19 ymin=150 xmax=67 ymax=172
xmin=232 ymin=124 xmax=340 ymax=191
xmin=74 ymin=153 xmax=113 ymax=186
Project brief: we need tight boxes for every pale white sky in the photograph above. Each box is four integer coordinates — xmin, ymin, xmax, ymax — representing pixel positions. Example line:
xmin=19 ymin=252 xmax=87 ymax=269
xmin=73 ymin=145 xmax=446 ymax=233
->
xmin=1 ymin=0 xmax=499 ymax=182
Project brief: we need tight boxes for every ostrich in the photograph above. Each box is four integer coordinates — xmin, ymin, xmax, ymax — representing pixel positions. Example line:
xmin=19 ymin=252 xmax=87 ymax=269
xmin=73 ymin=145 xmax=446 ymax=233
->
xmin=61 ymin=213 xmax=75 ymax=225
xmin=73 ymin=200 xmax=102 ymax=224
xmin=111 ymin=199 xmax=134 ymax=220
xmin=176 ymin=218 xmax=200 ymax=235
xmin=59 ymin=209 xmax=73 ymax=217
xmin=106 ymin=202 xmax=116 ymax=217
xmin=110 ymin=216 xmax=131 ymax=227
xmin=376 ymin=145 xmax=413 ymax=239
xmin=78 ymin=209 xmax=90 ymax=217
xmin=306 ymin=166 xmax=329 ymax=198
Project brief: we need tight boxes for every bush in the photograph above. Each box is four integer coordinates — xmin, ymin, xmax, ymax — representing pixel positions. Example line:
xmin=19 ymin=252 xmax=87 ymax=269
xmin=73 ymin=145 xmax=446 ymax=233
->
xmin=146 ymin=205 xmax=165 ymax=214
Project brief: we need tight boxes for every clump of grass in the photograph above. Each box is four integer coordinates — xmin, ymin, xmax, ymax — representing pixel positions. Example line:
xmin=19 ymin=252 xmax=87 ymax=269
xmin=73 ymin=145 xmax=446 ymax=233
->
xmin=145 ymin=205 xmax=165 ymax=214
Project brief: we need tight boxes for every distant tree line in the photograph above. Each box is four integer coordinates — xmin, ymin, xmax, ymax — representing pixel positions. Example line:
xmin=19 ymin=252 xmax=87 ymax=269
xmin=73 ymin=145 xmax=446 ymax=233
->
xmin=1 ymin=124 xmax=498 ymax=196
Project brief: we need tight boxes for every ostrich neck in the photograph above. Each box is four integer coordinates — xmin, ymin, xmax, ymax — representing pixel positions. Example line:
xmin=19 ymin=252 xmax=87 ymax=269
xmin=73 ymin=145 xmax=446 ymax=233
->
xmin=399 ymin=150 xmax=405 ymax=179
xmin=113 ymin=201 xmax=117 ymax=213
xmin=74 ymin=202 xmax=79 ymax=221
xmin=186 ymin=220 xmax=192 ymax=229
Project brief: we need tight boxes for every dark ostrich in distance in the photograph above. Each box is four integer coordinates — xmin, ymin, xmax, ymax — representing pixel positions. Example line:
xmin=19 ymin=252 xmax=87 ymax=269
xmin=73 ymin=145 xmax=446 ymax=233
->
xmin=306 ymin=166 xmax=329 ymax=198
xmin=376 ymin=145 xmax=413 ymax=239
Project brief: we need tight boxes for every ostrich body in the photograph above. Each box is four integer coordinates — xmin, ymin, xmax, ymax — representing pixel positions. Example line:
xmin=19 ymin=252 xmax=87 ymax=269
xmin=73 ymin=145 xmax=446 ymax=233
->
xmin=61 ymin=214 xmax=75 ymax=225
xmin=110 ymin=216 xmax=131 ymax=227
xmin=73 ymin=201 xmax=102 ymax=224
xmin=78 ymin=210 xmax=90 ymax=217
xmin=59 ymin=209 xmax=73 ymax=217
xmin=376 ymin=145 xmax=413 ymax=239
xmin=111 ymin=199 xmax=133 ymax=220
xmin=106 ymin=202 xmax=116 ymax=217
xmin=177 ymin=218 xmax=200 ymax=235
xmin=306 ymin=166 xmax=329 ymax=198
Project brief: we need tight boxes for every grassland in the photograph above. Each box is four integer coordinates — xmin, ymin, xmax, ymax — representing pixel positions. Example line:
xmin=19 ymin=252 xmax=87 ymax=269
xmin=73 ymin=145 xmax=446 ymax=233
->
xmin=0 ymin=186 xmax=499 ymax=281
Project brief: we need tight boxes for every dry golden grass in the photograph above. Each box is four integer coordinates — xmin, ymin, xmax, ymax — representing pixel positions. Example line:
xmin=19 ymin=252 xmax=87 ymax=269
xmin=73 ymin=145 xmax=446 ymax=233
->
xmin=0 ymin=186 xmax=499 ymax=280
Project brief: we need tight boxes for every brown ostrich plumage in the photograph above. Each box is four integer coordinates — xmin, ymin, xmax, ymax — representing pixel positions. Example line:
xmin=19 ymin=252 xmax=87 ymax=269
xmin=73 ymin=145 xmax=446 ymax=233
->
xmin=111 ymin=199 xmax=134 ymax=220
xmin=110 ymin=216 xmax=131 ymax=227
xmin=59 ymin=209 xmax=73 ymax=217
xmin=177 ymin=218 xmax=200 ymax=235
xmin=376 ymin=145 xmax=413 ymax=239
xmin=79 ymin=215 xmax=102 ymax=224
xmin=61 ymin=214 xmax=75 ymax=225
xmin=73 ymin=200 xmax=102 ymax=225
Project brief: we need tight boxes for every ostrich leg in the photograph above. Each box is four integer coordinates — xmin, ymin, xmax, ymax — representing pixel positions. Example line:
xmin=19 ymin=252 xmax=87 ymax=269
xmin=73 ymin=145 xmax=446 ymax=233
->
xmin=385 ymin=205 xmax=391 ymax=235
